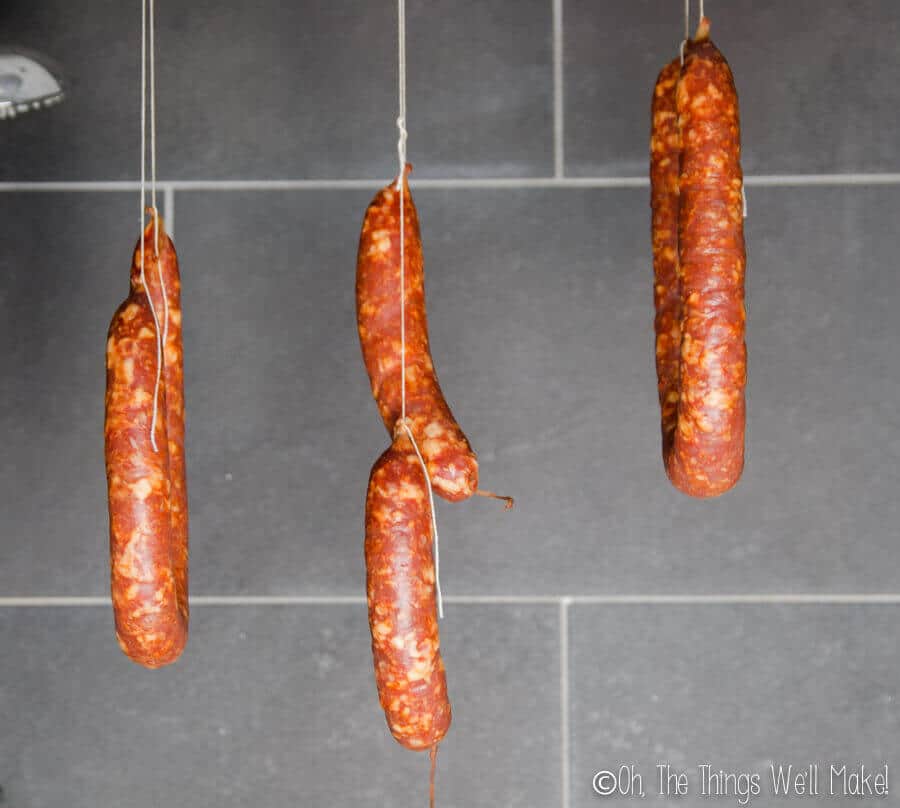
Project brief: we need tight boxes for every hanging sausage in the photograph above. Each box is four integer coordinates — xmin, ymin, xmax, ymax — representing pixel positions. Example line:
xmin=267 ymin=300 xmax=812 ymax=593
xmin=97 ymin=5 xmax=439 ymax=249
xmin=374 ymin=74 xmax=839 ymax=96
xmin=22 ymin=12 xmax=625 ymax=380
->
xmin=651 ymin=14 xmax=747 ymax=498
xmin=106 ymin=212 xmax=189 ymax=667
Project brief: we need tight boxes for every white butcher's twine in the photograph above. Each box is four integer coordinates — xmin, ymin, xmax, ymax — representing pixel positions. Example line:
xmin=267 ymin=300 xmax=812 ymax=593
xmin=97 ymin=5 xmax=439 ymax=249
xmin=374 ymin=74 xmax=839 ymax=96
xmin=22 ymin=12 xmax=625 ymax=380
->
xmin=139 ymin=0 xmax=168 ymax=453
xmin=395 ymin=0 xmax=443 ymax=620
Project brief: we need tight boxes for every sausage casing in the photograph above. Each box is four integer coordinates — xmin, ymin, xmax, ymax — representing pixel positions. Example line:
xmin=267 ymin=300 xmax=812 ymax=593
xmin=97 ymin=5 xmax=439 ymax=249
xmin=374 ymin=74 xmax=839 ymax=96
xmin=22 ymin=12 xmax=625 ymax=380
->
xmin=365 ymin=430 xmax=451 ymax=750
xmin=105 ymin=213 xmax=188 ymax=667
xmin=357 ymin=165 xmax=478 ymax=502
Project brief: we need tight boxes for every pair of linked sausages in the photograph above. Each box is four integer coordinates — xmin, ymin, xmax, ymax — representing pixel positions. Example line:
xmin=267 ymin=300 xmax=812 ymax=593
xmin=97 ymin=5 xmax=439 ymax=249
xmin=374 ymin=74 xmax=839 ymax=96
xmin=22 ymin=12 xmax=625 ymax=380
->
xmin=357 ymin=165 xmax=469 ymax=754
xmin=651 ymin=17 xmax=747 ymax=498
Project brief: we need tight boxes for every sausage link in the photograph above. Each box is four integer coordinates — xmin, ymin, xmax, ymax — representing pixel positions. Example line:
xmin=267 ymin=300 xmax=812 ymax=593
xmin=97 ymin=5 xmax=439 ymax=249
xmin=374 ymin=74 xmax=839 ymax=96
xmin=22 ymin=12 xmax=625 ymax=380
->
xmin=651 ymin=18 xmax=746 ymax=497
xmin=105 ymin=212 xmax=188 ymax=667
xmin=365 ymin=428 xmax=451 ymax=750
xmin=357 ymin=165 xmax=478 ymax=502
xmin=650 ymin=58 xmax=683 ymax=458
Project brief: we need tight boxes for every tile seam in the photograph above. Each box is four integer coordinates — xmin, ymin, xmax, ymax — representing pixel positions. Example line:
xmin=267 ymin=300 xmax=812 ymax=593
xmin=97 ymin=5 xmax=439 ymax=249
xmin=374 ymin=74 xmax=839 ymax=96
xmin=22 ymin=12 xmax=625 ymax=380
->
xmin=1 ymin=173 xmax=899 ymax=192
xmin=6 ymin=594 xmax=900 ymax=607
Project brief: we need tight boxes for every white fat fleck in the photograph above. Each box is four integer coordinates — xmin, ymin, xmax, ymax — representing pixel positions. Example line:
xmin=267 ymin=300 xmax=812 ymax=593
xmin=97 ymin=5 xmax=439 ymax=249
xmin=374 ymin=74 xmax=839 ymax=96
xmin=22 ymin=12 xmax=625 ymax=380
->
xmin=423 ymin=421 xmax=445 ymax=439
xmin=704 ymin=389 xmax=733 ymax=411
xmin=369 ymin=231 xmax=392 ymax=254
xmin=397 ymin=480 xmax=425 ymax=502
xmin=421 ymin=438 xmax=443 ymax=458
xmin=435 ymin=475 xmax=463 ymax=495
xmin=406 ymin=656 xmax=435 ymax=683
xmin=132 ymin=478 xmax=155 ymax=500
xmin=121 ymin=358 xmax=135 ymax=385
xmin=137 ymin=632 xmax=161 ymax=648
xmin=116 ymin=530 xmax=155 ymax=581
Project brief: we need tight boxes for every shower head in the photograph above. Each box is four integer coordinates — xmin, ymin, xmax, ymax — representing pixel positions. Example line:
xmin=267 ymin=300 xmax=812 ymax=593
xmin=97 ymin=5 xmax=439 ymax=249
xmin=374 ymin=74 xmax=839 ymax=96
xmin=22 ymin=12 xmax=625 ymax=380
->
xmin=0 ymin=48 xmax=64 ymax=119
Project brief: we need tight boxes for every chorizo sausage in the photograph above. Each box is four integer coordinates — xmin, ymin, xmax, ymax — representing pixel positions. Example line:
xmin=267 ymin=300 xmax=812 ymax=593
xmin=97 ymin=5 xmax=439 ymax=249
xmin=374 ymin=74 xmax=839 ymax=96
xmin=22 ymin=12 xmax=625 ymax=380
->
xmin=357 ymin=164 xmax=478 ymax=502
xmin=105 ymin=210 xmax=188 ymax=667
xmin=650 ymin=17 xmax=746 ymax=497
xmin=365 ymin=424 xmax=451 ymax=751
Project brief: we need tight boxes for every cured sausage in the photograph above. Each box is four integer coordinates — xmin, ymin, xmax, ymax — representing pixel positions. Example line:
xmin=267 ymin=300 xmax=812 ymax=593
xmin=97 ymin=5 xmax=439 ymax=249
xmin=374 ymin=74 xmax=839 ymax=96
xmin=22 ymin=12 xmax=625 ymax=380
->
xmin=650 ymin=17 xmax=746 ymax=497
xmin=365 ymin=423 xmax=451 ymax=751
xmin=105 ymin=211 xmax=189 ymax=667
xmin=357 ymin=164 xmax=478 ymax=503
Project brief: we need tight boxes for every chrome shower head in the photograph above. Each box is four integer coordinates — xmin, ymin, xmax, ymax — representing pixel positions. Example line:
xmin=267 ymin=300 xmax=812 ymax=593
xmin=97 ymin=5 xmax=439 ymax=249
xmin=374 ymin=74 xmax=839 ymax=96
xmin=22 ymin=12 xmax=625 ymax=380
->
xmin=0 ymin=48 xmax=64 ymax=120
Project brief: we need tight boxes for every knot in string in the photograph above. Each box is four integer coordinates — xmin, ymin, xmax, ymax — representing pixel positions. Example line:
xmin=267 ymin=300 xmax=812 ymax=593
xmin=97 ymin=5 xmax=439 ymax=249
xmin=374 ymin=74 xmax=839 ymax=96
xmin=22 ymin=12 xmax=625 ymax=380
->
xmin=396 ymin=116 xmax=408 ymax=187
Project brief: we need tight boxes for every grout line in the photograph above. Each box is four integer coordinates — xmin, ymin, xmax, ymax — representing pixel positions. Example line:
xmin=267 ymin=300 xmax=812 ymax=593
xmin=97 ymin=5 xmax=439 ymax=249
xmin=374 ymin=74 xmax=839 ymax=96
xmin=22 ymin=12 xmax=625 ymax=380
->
xmin=0 ymin=597 xmax=112 ymax=607
xmin=0 ymin=181 xmax=140 ymax=191
xmin=164 ymin=185 xmax=175 ymax=238
xmin=193 ymin=595 xmax=365 ymax=605
xmin=6 ymin=593 xmax=900 ymax=607
xmin=568 ymin=594 xmax=900 ymax=604
xmin=169 ymin=179 xmax=382 ymax=191
xmin=1 ymin=173 xmax=899 ymax=193
xmin=560 ymin=597 xmax=571 ymax=808
xmin=552 ymin=0 xmax=565 ymax=178
xmin=746 ymin=173 xmax=900 ymax=186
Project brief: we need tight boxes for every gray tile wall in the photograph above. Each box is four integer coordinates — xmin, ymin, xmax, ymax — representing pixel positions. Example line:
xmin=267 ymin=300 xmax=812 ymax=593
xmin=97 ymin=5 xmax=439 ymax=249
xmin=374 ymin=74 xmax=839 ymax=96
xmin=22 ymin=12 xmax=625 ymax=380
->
xmin=2 ymin=2 xmax=899 ymax=807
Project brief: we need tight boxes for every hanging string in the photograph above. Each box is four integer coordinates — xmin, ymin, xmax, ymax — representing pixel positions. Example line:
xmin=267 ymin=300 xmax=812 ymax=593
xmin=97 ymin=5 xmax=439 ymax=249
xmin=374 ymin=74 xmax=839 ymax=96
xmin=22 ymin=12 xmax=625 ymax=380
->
xmin=149 ymin=0 xmax=159 ymax=255
xmin=139 ymin=0 xmax=166 ymax=453
xmin=680 ymin=0 xmax=689 ymax=64
xmin=397 ymin=0 xmax=407 ymax=418
xmin=396 ymin=0 xmax=407 ymax=189
xmin=429 ymin=744 xmax=438 ymax=808
xmin=394 ymin=0 xmax=443 ymax=620
xmin=148 ymin=0 xmax=169 ymax=356
xmin=699 ymin=0 xmax=705 ymax=19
